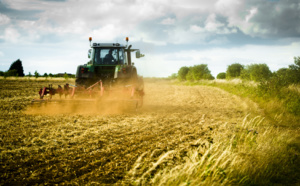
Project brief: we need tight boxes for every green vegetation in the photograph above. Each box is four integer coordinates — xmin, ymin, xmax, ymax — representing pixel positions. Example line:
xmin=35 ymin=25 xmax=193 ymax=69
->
xmin=216 ymin=72 xmax=226 ymax=79
xmin=274 ymin=56 xmax=300 ymax=85
xmin=226 ymin=63 xmax=244 ymax=79
xmin=34 ymin=70 xmax=39 ymax=78
xmin=63 ymin=72 xmax=69 ymax=80
xmin=241 ymin=63 xmax=272 ymax=82
xmin=177 ymin=66 xmax=190 ymax=81
xmin=177 ymin=64 xmax=214 ymax=81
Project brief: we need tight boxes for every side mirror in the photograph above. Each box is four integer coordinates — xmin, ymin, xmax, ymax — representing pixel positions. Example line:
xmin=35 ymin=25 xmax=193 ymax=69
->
xmin=136 ymin=50 xmax=140 ymax=58
xmin=136 ymin=50 xmax=145 ymax=58
xmin=88 ymin=49 xmax=92 ymax=58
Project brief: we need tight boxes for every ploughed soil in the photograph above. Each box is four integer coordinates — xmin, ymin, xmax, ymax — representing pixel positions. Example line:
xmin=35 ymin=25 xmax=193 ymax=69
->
xmin=0 ymin=79 xmax=251 ymax=185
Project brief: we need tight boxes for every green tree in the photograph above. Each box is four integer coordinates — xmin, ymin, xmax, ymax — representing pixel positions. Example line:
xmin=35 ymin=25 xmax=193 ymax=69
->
xmin=226 ymin=63 xmax=244 ymax=79
xmin=177 ymin=66 xmax=190 ymax=81
xmin=9 ymin=59 xmax=24 ymax=77
xmin=272 ymin=57 xmax=300 ymax=86
xmin=186 ymin=70 xmax=194 ymax=81
xmin=287 ymin=56 xmax=300 ymax=84
xmin=43 ymin=73 xmax=48 ymax=77
xmin=0 ymin=71 xmax=4 ymax=76
xmin=34 ymin=70 xmax=39 ymax=78
xmin=28 ymin=72 xmax=32 ymax=77
xmin=191 ymin=64 xmax=214 ymax=80
xmin=4 ymin=69 xmax=17 ymax=77
xmin=64 ymin=72 xmax=69 ymax=80
xmin=291 ymin=56 xmax=300 ymax=69
xmin=241 ymin=63 xmax=272 ymax=82
xmin=185 ymin=64 xmax=214 ymax=81
xmin=217 ymin=72 xmax=226 ymax=79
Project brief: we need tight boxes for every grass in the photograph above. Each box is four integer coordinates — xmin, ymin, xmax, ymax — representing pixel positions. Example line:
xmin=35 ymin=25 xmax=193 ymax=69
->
xmin=150 ymin=116 xmax=299 ymax=185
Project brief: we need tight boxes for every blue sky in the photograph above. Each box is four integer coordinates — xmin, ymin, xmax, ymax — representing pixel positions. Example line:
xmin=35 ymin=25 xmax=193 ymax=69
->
xmin=0 ymin=0 xmax=300 ymax=77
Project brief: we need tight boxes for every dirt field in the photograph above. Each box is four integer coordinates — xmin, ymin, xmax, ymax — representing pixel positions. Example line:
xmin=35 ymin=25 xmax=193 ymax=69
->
xmin=0 ymin=79 xmax=255 ymax=185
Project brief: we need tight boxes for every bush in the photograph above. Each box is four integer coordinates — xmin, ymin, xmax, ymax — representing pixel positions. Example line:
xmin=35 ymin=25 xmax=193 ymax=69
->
xmin=286 ymin=56 xmax=300 ymax=84
xmin=241 ymin=63 xmax=272 ymax=82
xmin=177 ymin=67 xmax=190 ymax=81
xmin=186 ymin=70 xmax=194 ymax=81
xmin=271 ymin=57 xmax=300 ymax=86
xmin=217 ymin=72 xmax=226 ymax=79
xmin=226 ymin=63 xmax=244 ymax=79
xmin=187 ymin=64 xmax=214 ymax=81
xmin=257 ymin=56 xmax=300 ymax=115
xmin=4 ymin=69 xmax=18 ymax=77
xmin=177 ymin=65 xmax=214 ymax=81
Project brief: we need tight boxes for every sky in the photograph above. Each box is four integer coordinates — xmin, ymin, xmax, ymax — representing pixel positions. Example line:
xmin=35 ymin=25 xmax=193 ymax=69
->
xmin=0 ymin=0 xmax=300 ymax=77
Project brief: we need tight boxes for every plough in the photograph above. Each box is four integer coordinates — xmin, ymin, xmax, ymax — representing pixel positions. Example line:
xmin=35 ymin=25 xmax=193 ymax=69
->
xmin=33 ymin=80 xmax=144 ymax=109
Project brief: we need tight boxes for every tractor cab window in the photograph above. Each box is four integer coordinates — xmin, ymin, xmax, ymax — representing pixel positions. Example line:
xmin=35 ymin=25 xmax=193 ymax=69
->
xmin=94 ymin=48 xmax=125 ymax=65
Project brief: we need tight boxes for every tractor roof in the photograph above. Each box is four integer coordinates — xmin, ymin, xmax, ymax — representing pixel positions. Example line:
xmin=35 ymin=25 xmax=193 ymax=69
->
xmin=92 ymin=43 xmax=126 ymax=48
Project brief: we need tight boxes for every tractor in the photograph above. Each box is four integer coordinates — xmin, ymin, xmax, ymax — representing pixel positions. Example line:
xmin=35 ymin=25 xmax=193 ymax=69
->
xmin=34 ymin=37 xmax=145 ymax=108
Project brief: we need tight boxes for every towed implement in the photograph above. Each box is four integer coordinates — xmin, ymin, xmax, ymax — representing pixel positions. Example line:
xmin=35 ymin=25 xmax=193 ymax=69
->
xmin=33 ymin=37 xmax=145 ymax=109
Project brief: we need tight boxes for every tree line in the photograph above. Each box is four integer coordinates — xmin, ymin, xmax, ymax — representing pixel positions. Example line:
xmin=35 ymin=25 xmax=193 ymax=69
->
xmin=174 ymin=56 xmax=300 ymax=86
xmin=0 ymin=59 xmax=75 ymax=78
xmin=175 ymin=64 xmax=214 ymax=81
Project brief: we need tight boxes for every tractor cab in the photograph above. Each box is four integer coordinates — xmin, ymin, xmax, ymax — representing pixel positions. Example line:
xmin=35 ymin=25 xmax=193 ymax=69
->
xmin=88 ymin=43 xmax=127 ymax=66
xmin=75 ymin=37 xmax=144 ymax=87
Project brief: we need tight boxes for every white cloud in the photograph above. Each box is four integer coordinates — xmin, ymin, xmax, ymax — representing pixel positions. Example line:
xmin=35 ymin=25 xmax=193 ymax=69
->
xmin=205 ymin=14 xmax=224 ymax=32
xmin=89 ymin=24 xmax=127 ymax=42
xmin=171 ymin=0 xmax=215 ymax=18
xmin=0 ymin=13 xmax=10 ymax=25
xmin=160 ymin=18 xmax=175 ymax=25
xmin=0 ymin=27 xmax=21 ymax=43
xmin=215 ymin=0 xmax=245 ymax=21
xmin=245 ymin=7 xmax=257 ymax=22
xmin=190 ymin=25 xmax=204 ymax=33
xmin=189 ymin=14 xmax=236 ymax=36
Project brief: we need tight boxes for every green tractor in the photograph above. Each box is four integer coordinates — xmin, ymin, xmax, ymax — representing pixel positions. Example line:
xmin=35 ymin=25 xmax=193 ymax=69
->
xmin=76 ymin=37 xmax=144 ymax=90
xmin=35 ymin=37 xmax=145 ymax=108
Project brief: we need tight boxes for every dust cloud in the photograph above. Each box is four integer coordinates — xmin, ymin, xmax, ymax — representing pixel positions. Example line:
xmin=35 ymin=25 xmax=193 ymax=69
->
xmin=25 ymin=98 xmax=138 ymax=115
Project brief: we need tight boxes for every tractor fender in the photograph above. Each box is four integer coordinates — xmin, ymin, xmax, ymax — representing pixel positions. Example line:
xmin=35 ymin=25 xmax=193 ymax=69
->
xmin=76 ymin=65 xmax=94 ymax=79
xmin=117 ymin=65 xmax=137 ymax=80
